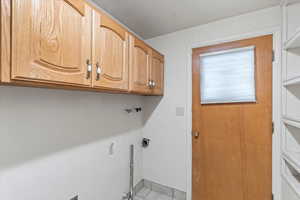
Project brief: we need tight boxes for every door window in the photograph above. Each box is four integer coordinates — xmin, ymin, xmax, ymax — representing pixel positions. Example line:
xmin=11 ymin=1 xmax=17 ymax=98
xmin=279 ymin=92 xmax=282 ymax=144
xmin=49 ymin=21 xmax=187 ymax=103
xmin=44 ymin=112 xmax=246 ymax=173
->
xmin=200 ymin=46 xmax=256 ymax=104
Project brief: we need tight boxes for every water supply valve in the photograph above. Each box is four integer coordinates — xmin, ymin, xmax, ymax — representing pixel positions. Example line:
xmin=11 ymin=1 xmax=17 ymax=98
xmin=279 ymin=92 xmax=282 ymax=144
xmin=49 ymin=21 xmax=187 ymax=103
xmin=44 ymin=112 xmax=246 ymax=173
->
xmin=142 ymin=138 xmax=151 ymax=148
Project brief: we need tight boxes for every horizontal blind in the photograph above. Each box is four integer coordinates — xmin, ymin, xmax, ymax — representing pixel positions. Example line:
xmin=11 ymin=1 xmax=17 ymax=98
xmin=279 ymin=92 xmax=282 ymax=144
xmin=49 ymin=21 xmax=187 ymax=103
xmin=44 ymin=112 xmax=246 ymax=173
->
xmin=200 ymin=46 xmax=256 ymax=104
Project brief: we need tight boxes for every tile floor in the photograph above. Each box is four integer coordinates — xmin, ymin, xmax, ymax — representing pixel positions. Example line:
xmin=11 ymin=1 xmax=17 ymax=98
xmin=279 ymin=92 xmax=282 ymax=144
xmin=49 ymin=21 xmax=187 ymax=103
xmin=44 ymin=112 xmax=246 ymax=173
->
xmin=135 ymin=187 xmax=174 ymax=200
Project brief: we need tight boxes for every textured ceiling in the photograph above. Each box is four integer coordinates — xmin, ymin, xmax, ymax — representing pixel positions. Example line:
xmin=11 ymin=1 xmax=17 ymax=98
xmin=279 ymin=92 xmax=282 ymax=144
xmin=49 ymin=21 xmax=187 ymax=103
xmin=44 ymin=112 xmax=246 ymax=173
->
xmin=92 ymin=0 xmax=280 ymax=39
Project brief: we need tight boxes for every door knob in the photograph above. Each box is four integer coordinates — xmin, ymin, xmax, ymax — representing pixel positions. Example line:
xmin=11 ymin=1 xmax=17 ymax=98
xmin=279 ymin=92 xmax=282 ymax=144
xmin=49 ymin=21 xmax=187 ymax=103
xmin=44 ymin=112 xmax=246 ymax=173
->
xmin=193 ymin=132 xmax=200 ymax=139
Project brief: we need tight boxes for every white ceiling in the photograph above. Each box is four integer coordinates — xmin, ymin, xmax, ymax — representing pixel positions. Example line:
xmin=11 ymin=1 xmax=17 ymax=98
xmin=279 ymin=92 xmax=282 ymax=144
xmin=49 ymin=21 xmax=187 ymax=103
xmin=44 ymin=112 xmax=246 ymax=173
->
xmin=93 ymin=0 xmax=280 ymax=39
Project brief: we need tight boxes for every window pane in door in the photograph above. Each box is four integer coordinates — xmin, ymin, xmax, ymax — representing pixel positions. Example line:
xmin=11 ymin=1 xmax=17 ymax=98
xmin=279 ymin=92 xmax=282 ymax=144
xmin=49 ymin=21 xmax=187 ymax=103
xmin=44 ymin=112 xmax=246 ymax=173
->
xmin=200 ymin=46 xmax=256 ymax=104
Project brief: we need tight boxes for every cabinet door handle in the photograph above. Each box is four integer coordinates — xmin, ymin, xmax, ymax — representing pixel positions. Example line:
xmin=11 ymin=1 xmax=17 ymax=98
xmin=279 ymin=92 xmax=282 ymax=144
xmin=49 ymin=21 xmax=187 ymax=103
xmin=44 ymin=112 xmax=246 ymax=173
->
xmin=148 ymin=80 xmax=154 ymax=88
xmin=96 ymin=62 xmax=102 ymax=81
xmin=148 ymin=80 xmax=156 ymax=89
xmin=86 ymin=60 xmax=92 ymax=79
xmin=152 ymin=81 xmax=156 ymax=88
xmin=148 ymin=80 xmax=152 ymax=88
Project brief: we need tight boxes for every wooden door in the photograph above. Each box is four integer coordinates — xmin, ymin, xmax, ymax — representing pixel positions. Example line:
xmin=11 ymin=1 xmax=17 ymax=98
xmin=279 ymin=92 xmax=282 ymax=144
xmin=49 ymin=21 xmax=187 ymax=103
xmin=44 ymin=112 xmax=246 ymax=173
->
xmin=11 ymin=0 xmax=92 ymax=86
xmin=92 ymin=11 xmax=129 ymax=91
xmin=192 ymin=35 xmax=273 ymax=200
xmin=129 ymin=36 xmax=151 ymax=94
xmin=150 ymin=50 xmax=164 ymax=95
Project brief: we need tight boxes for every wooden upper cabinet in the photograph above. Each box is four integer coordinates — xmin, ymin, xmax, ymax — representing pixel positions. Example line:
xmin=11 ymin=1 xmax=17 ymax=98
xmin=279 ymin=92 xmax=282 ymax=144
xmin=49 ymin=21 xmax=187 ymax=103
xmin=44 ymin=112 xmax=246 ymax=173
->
xmin=150 ymin=50 xmax=164 ymax=95
xmin=92 ymin=11 xmax=129 ymax=91
xmin=11 ymin=0 xmax=92 ymax=86
xmin=1 ymin=0 xmax=164 ymax=95
xmin=129 ymin=36 xmax=152 ymax=94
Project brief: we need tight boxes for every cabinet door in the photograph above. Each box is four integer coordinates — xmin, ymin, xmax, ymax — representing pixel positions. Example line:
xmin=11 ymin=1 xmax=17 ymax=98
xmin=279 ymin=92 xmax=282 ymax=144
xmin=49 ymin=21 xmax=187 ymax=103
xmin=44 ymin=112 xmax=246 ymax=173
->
xmin=129 ymin=36 xmax=151 ymax=94
xmin=11 ymin=0 xmax=92 ymax=86
xmin=150 ymin=50 xmax=164 ymax=95
xmin=92 ymin=11 xmax=129 ymax=91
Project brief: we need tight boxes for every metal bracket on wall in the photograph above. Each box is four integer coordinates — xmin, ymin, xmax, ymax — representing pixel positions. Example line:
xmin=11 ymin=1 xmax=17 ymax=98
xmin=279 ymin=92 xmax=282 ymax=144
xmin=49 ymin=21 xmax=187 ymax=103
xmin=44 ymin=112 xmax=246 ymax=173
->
xmin=124 ymin=107 xmax=142 ymax=114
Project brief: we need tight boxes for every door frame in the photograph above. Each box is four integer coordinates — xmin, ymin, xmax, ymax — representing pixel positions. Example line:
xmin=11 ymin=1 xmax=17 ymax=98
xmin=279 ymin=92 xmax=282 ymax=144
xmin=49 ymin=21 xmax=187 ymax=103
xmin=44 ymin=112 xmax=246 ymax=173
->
xmin=185 ymin=28 xmax=282 ymax=200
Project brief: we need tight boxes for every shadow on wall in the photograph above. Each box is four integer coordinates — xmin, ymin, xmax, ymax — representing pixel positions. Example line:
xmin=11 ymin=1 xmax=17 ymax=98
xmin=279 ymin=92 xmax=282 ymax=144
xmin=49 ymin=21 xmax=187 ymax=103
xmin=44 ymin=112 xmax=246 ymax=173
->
xmin=289 ymin=48 xmax=300 ymax=57
xmin=142 ymin=96 xmax=163 ymax=125
xmin=286 ymin=126 xmax=300 ymax=147
xmin=0 ymin=86 xmax=143 ymax=170
xmin=287 ymin=85 xmax=300 ymax=100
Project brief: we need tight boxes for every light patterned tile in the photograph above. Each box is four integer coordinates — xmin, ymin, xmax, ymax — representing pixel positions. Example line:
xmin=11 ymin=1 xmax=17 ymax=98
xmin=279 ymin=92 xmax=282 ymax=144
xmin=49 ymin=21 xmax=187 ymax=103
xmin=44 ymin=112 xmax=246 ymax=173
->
xmin=157 ymin=194 xmax=173 ymax=200
xmin=136 ymin=187 xmax=151 ymax=198
xmin=151 ymin=182 xmax=173 ymax=197
xmin=145 ymin=191 xmax=162 ymax=200
xmin=134 ymin=196 xmax=144 ymax=200
xmin=144 ymin=179 xmax=152 ymax=189
xmin=134 ymin=180 xmax=145 ymax=195
xmin=174 ymin=189 xmax=186 ymax=200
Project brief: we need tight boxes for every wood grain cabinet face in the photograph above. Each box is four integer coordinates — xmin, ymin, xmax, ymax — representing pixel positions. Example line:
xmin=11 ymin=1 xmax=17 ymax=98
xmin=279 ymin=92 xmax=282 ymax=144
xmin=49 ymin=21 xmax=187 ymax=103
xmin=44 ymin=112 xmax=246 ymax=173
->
xmin=11 ymin=0 xmax=92 ymax=86
xmin=150 ymin=51 xmax=164 ymax=95
xmin=129 ymin=36 xmax=152 ymax=94
xmin=1 ymin=0 xmax=164 ymax=95
xmin=92 ymin=11 xmax=129 ymax=91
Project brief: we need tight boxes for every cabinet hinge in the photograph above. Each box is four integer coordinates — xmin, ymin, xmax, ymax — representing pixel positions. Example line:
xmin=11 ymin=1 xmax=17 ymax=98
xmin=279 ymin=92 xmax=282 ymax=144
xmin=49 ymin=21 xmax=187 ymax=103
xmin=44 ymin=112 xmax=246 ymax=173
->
xmin=272 ymin=122 xmax=274 ymax=134
xmin=272 ymin=50 xmax=275 ymax=62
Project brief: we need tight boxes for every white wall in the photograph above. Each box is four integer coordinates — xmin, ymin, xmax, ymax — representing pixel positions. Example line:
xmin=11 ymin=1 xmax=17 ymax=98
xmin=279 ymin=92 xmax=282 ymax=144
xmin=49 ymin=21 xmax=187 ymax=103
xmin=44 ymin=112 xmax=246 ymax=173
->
xmin=143 ymin=6 xmax=281 ymax=193
xmin=0 ymin=5 xmax=283 ymax=200
xmin=0 ymin=86 xmax=144 ymax=200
